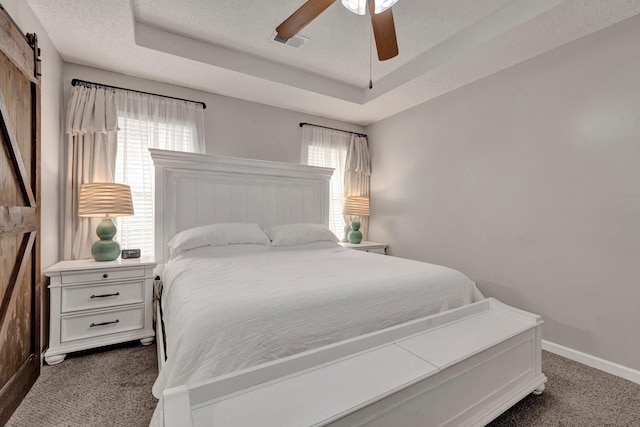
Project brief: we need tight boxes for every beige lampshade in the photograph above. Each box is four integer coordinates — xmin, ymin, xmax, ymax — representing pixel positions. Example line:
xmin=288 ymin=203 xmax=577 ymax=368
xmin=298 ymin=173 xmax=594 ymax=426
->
xmin=78 ymin=183 xmax=134 ymax=218
xmin=342 ymin=196 xmax=370 ymax=216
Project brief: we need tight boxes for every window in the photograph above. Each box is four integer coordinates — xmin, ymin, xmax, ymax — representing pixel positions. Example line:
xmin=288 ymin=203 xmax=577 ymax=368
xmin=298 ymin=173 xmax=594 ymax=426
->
xmin=302 ymin=125 xmax=351 ymax=239
xmin=113 ymin=94 xmax=205 ymax=258
xmin=307 ymin=145 xmax=347 ymax=238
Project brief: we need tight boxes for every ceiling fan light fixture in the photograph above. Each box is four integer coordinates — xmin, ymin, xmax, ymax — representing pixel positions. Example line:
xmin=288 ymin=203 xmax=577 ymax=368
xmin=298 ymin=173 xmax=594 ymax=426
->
xmin=374 ymin=0 xmax=398 ymax=14
xmin=342 ymin=0 xmax=398 ymax=15
xmin=341 ymin=0 xmax=366 ymax=15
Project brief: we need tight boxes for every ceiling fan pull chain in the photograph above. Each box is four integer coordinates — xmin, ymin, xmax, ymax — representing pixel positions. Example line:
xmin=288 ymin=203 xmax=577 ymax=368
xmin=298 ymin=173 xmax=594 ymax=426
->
xmin=369 ymin=23 xmax=373 ymax=89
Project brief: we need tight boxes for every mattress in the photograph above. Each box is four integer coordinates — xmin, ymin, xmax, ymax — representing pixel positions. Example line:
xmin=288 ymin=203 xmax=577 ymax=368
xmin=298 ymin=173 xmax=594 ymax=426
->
xmin=152 ymin=242 xmax=482 ymax=399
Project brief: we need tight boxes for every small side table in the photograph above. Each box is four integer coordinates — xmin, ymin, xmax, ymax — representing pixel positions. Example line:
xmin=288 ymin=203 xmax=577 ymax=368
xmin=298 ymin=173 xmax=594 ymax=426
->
xmin=43 ymin=258 xmax=156 ymax=364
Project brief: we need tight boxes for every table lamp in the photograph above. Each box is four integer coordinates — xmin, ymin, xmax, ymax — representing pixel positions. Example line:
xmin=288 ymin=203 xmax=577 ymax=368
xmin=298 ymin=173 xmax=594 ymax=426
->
xmin=342 ymin=196 xmax=370 ymax=244
xmin=78 ymin=183 xmax=134 ymax=261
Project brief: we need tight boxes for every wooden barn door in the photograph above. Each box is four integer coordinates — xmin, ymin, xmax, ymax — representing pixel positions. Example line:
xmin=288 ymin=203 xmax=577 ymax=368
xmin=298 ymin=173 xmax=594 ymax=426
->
xmin=0 ymin=6 xmax=42 ymax=425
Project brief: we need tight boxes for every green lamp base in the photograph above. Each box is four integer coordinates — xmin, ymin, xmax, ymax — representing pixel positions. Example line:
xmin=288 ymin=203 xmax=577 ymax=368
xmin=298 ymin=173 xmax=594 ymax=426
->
xmin=92 ymin=218 xmax=121 ymax=261
xmin=348 ymin=216 xmax=363 ymax=244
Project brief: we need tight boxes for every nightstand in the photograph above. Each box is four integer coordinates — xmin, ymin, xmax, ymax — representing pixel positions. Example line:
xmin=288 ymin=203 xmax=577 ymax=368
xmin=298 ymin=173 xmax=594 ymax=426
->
xmin=340 ymin=241 xmax=388 ymax=255
xmin=44 ymin=258 xmax=157 ymax=365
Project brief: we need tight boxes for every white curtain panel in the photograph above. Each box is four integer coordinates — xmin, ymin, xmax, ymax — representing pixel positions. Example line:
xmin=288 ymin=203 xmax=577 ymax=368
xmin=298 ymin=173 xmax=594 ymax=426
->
xmin=301 ymin=125 xmax=350 ymax=240
xmin=114 ymin=91 xmax=205 ymax=257
xmin=63 ymin=85 xmax=118 ymax=260
xmin=344 ymin=135 xmax=371 ymax=240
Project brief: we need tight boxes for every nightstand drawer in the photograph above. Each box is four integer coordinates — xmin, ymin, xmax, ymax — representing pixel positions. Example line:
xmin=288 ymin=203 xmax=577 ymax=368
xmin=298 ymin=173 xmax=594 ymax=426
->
xmin=61 ymin=280 xmax=145 ymax=313
xmin=340 ymin=241 xmax=387 ymax=255
xmin=61 ymin=306 xmax=145 ymax=342
xmin=365 ymin=248 xmax=386 ymax=254
xmin=61 ymin=267 xmax=145 ymax=285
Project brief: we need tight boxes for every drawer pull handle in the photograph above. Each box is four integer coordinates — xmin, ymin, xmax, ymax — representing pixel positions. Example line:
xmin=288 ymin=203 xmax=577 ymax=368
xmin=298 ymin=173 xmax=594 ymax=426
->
xmin=90 ymin=319 xmax=120 ymax=328
xmin=102 ymin=273 xmax=109 ymax=279
xmin=90 ymin=292 xmax=120 ymax=299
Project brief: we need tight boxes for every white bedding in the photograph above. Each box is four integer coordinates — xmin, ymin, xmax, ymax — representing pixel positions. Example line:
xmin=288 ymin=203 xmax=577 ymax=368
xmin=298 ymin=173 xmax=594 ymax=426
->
xmin=152 ymin=243 xmax=482 ymax=400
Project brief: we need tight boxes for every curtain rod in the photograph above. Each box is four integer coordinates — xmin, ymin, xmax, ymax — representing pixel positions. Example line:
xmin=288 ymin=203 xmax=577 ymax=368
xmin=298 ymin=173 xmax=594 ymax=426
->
xmin=299 ymin=122 xmax=367 ymax=138
xmin=71 ymin=78 xmax=207 ymax=109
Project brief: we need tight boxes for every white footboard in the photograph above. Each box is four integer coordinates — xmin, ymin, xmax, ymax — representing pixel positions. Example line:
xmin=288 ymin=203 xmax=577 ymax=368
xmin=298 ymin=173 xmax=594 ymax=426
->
xmin=161 ymin=298 xmax=546 ymax=427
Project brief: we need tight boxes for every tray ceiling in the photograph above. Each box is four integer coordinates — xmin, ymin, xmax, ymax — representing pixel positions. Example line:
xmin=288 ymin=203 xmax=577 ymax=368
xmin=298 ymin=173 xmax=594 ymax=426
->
xmin=25 ymin=0 xmax=640 ymax=125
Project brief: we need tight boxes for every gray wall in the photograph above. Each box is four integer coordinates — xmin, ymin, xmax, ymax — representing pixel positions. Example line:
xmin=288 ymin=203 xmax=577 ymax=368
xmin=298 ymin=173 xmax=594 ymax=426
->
xmin=63 ymin=64 xmax=365 ymax=164
xmin=367 ymin=15 xmax=640 ymax=370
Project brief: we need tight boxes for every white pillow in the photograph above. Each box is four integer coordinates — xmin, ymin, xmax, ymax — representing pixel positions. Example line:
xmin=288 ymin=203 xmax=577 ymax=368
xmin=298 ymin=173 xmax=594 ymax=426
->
xmin=169 ymin=243 xmax=272 ymax=262
xmin=274 ymin=241 xmax=341 ymax=250
xmin=167 ymin=223 xmax=271 ymax=255
xmin=265 ymin=223 xmax=339 ymax=247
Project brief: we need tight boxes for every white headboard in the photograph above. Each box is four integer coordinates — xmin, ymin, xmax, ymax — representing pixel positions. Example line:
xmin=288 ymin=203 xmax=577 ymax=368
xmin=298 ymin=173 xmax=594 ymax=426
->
xmin=150 ymin=149 xmax=334 ymax=264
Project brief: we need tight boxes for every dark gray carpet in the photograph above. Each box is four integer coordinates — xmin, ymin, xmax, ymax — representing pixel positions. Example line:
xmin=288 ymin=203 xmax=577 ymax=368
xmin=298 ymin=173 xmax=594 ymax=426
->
xmin=7 ymin=342 xmax=158 ymax=427
xmin=489 ymin=351 xmax=640 ymax=426
xmin=7 ymin=347 xmax=640 ymax=426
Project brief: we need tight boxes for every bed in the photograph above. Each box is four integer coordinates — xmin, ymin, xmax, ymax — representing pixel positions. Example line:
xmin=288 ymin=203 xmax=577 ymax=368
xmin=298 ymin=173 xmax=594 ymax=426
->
xmin=149 ymin=149 xmax=546 ymax=426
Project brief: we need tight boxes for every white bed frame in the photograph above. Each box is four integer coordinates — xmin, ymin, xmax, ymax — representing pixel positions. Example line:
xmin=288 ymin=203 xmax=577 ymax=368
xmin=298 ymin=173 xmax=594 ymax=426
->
xmin=150 ymin=149 xmax=546 ymax=426
xmin=151 ymin=148 xmax=334 ymax=370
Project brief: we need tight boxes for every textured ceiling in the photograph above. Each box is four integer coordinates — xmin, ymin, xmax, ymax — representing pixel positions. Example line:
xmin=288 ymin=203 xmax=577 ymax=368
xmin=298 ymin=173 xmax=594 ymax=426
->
xmin=132 ymin=0 xmax=513 ymax=87
xmin=25 ymin=0 xmax=640 ymax=125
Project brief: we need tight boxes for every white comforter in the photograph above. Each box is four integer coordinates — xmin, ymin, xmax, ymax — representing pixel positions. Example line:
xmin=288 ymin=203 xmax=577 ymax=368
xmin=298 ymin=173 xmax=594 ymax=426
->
xmin=152 ymin=243 xmax=482 ymax=400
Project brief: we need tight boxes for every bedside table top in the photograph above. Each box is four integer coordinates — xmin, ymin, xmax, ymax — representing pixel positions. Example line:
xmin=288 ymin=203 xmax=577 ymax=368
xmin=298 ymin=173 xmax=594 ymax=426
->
xmin=44 ymin=257 xmax=157 ymax=275
xmin=340 ymin=241 xmax=388 ymax=249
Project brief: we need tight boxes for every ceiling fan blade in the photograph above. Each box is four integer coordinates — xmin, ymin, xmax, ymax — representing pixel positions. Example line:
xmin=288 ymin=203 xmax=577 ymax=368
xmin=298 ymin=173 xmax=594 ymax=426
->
xmin=276 ymin=0 xmax=336 ymax=39
xmin=369 ymin=2 xmax=399 ymax=61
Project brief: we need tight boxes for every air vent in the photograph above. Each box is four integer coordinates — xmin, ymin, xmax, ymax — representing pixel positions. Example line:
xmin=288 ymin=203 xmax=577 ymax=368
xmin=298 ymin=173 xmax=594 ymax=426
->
xmin=270 ymin=33 xmax=309 ymax=49
xmin=274 ymin=34 xmax=289 ymax=44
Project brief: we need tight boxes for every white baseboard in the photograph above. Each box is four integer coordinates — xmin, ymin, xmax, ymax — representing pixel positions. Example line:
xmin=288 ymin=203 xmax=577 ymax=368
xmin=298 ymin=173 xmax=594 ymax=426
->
xmin=542 ymin=340 xmax=640 ymax=385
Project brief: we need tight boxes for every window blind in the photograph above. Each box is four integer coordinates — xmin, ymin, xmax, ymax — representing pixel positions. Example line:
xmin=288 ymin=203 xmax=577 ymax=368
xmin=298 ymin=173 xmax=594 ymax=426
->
xmin=114 ymin=117 xmax=198 ymax=257
xmin=307 ymin=145 xmax=346 ymax=238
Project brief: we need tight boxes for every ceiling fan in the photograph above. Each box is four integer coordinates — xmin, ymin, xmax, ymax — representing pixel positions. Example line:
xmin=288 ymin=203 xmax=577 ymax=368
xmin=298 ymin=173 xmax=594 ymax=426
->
xmin=276 ymin=0 xmax=399 ymax=61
